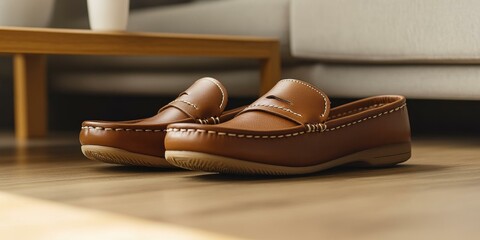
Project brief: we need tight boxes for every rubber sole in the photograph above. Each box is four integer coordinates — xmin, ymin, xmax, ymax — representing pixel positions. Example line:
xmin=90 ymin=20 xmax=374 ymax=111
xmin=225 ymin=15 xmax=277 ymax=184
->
xmin=81 ymin=145 xmax=173 ymax=168
xmin=165 ymin=143 xmax=411 ymax=175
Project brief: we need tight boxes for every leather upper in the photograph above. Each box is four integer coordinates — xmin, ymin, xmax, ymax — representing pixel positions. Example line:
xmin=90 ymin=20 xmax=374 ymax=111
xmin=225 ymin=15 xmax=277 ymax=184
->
xmin=238 ymin=79 xmax=330 ymax=125
xmin=80 ymin=77 xmax=239 ymax=157
xmin=158 ymin=77 xmax=228 ymax=121
xmin=165 ymin=79 xmax=411 ymax=167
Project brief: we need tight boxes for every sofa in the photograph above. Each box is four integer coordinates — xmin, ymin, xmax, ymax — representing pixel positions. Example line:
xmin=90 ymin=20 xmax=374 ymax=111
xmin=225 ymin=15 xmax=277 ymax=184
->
xmin=48 ymin=0 xmax=480 ymax=100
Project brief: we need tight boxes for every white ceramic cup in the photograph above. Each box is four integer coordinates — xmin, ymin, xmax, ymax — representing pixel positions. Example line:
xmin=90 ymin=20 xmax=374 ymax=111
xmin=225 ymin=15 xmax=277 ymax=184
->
xmin=87 ymin=0 xmax=130 ymax=31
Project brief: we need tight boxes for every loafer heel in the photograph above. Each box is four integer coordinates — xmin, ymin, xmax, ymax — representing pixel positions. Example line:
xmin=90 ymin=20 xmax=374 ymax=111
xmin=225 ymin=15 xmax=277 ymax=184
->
xmin=347 ymin=143 xmax=411 ymax=168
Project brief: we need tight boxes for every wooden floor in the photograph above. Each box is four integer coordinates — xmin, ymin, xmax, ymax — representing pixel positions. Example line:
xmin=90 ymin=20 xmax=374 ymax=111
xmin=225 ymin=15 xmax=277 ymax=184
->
xmin=1 ymin=133 xmax=480 ymax=239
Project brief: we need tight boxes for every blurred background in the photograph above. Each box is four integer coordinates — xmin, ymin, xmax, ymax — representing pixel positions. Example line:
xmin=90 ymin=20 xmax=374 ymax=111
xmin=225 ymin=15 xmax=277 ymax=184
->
xmin=1 ymin=0 xmax=480 ymax=135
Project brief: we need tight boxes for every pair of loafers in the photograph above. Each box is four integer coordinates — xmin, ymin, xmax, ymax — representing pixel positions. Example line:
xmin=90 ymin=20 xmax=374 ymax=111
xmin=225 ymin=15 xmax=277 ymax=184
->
xmin=80 ymin=77 xmax=411 ymax=175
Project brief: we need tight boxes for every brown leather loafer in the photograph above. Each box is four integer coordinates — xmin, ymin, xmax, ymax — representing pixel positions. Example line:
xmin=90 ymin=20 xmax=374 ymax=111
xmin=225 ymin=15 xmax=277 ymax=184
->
xmin=80 ymin=77 xmax=243 ymax=167
xmin=164 ymin=79 xmax=411 ymax=175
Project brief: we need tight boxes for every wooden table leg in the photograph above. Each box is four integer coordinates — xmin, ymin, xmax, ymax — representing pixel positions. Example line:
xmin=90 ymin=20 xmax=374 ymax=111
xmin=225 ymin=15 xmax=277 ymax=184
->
xmin=13 ymin=54 xmax=47 ymax=141
xmin=259 ymin=43 xmax=281 ymax=95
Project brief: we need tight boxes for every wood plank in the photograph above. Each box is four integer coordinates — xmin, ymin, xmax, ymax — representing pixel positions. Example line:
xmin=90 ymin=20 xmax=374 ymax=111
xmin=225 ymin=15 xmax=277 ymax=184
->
xmin=0 ymin=192 xmax=239 ymax=240
xmin=1 ymin=134 xmax=480 ymax=239
xmin=13 ymin=54 xmax=47 ymax=140
xmin=0 ymin=27 xmax=277 ymax=58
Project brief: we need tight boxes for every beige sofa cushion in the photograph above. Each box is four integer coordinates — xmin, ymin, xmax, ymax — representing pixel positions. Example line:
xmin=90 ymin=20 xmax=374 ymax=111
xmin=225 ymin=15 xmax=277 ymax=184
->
xmin=288 ymin=64 xmax=480 ymax=100
xmin=291 ymin=0 xmax=480 ymax=62
xmin=51 ymin=65 xmax=308 ymax=97
xmin=128 ymin=0 xmax=290 ymax=51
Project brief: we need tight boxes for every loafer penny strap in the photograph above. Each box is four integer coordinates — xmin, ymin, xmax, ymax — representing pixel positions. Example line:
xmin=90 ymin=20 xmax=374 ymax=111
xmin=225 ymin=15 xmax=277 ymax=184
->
xmin=159 ymin=77 xmax=228 ymax=120
xmin=238 ymin=79 xmax=330 ymax=125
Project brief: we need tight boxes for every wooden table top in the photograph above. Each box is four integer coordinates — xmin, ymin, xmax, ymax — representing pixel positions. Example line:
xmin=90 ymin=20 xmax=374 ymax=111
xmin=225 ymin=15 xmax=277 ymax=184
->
xmin=0 ymin=26 xmax=278 ymax=57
